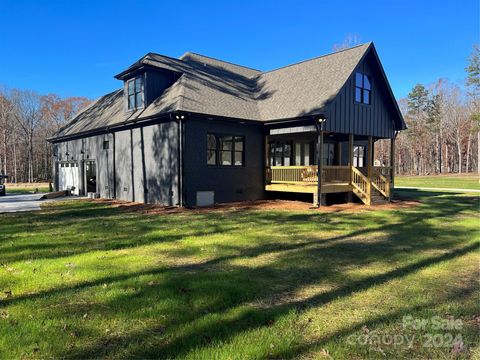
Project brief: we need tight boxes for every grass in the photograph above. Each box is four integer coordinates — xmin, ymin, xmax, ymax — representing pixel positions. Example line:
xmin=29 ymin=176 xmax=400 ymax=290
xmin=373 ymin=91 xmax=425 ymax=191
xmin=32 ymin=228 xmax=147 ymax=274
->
xmin=396 ymin=174 xmax=480 ymax=190
xmin=5 ymin=182 xmax=50 ymax=194
xmin=0 ymin=190 xmax=478 ymax=359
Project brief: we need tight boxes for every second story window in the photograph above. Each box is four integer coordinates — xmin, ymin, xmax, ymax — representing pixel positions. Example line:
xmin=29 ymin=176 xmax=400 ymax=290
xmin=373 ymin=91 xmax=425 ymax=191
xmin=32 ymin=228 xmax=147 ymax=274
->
xmin=127 ymin=76 xmax=143 ymax=110
xmin=355 ymin=72 xmax=371 ymax=105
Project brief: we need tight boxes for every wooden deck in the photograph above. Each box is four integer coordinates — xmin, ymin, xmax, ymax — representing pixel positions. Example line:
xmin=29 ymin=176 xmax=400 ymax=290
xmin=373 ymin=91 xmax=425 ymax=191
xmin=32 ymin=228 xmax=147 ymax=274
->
xmin=265 ymin=182 xmax=352 ymax=194
xmin=265 ymin=165 xmax=392 ymax=205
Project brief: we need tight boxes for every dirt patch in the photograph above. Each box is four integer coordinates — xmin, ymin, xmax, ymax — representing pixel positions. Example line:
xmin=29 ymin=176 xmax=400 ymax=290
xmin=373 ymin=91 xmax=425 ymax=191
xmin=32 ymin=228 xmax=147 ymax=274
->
xmin=90 ymin=198 xmax=420 ymax=214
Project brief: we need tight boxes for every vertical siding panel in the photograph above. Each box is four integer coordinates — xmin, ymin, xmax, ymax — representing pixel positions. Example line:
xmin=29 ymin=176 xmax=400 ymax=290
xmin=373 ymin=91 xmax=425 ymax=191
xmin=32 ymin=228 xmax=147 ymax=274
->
xmin=350 ymin=78 xmax=355 ymax=134
xmin=348 ymin=78 xmax=352 ymax=134
xmin=375 ymin=91 xmax=379 ymax=137
xmin=343 ymin=86 xmax=347 ymax=134
xmin=339 ymin=91 xmax=343 ymax=133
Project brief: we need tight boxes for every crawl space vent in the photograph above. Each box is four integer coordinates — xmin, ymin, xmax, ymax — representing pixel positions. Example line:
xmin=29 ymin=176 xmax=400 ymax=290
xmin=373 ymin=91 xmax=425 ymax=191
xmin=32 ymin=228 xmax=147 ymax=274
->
xmin=196 ymin=191 xmax=214 ymax=207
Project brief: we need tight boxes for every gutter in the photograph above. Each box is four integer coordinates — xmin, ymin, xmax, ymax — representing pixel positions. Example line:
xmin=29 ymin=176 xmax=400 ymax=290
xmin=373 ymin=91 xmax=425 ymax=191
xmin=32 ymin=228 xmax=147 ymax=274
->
xmin=171 ymin=112 xmax=185 ymax=207
xmin=48 ymin=113 xmax=172 ymax=143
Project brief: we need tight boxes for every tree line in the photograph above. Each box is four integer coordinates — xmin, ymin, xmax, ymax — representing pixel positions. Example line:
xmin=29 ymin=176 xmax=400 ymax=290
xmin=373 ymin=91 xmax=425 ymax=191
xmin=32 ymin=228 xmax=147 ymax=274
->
xmin=0 ymin=89 xmax=90 ymax=182
xmin=389 ymin=45 xmax=479 ymax=175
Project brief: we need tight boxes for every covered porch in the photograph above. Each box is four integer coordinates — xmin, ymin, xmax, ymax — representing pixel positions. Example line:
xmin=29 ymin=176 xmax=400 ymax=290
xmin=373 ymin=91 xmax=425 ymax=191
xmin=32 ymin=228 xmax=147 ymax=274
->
xmin=264 ymin=127 xmax=395 ymax=206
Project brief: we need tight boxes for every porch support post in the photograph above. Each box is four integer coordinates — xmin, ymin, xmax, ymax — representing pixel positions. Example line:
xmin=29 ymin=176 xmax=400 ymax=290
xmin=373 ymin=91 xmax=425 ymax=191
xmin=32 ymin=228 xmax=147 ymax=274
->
xmin=347 ymin=134 xmax=354 ymax=203
xmin=390 ymin=136 xmax=395 ymax=189
xmin=265 ymin=134 xmax=269 ymax=185
xmin=348 ymin=134 xmax=354 ymax=167
xmin=367 ymin=136 xmax=373 ymax=179
xmin=336 ymin=141 xmax=342 ymax=165
xmin=317 ymin=129 xmax=323 ymax=207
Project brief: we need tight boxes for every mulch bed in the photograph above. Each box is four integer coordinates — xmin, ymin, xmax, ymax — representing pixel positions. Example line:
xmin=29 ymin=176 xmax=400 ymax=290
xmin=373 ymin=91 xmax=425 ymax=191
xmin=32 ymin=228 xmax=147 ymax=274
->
xmin=91 ymin=197 xmax=420 ymax=215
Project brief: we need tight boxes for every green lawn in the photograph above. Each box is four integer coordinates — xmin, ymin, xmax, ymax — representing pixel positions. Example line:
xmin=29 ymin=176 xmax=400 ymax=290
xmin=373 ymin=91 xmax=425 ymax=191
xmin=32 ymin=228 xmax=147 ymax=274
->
xmin=395 ymin=174 xmax=480 ymax=190
xmin=0 ymin=191 xmax=478 ymax=359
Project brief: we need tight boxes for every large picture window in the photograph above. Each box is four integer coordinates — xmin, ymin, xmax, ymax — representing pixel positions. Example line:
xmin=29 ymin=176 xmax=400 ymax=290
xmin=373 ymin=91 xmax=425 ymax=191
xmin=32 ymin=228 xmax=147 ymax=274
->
xmin=207 ymin=134 xmax=244 ymax=166
xmin=355 ymin=72 xmax=371 ymax=105
xmin=127 ymin=76 xmax=144 ymax=110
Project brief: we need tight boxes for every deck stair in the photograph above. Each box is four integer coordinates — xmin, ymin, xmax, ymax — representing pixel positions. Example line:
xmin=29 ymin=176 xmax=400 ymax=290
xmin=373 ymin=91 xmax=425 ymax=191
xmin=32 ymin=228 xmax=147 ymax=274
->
xmin=351 ymin=166 xmax=390 ymax=205
xmin=370 ymin=188 xmax=388 ymax=205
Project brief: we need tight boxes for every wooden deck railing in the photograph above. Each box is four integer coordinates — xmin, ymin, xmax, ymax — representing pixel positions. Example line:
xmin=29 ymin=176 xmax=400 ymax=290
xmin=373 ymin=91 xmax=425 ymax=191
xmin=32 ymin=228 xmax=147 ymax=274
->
xmin=268 ymin=165 xmax=351 ymax=184
xmin=268 ymin=166 xmax=312 ymax=183
xmin=373 ymin=166 xmax=392 ymax=182
xmin=323 ymin=166 xmax=351 ymax=183
xmin=371 ymin=168 xmax=390 ymax=199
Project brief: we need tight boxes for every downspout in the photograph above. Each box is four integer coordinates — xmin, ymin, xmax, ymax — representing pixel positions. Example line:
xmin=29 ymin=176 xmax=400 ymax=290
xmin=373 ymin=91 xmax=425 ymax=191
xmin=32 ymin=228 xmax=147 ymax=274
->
xmin=81 ymin=138 xmax=85 ymax=196
xmin=178 ymin=119 xmax=184 ymax=207
xmin=172 ymin=112 xmax=184 ymax=207
xmin=140 ymin=126 xmax=148 ymax=203
xmin=130 ymin=128 xmax=135 ymax=202
xmin=112 ymin=130 xmax=116 ymax=199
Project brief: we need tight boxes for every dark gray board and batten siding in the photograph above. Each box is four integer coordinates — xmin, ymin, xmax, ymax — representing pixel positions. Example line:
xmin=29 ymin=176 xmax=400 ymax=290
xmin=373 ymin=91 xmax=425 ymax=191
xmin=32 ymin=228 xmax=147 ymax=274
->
xmin=182 ymin=117 xmax=265 ymax=206
xmin=323 ymin=52 xmax=396 ymax=139
xmin=54 ymin=121 xmax=180 ymax=206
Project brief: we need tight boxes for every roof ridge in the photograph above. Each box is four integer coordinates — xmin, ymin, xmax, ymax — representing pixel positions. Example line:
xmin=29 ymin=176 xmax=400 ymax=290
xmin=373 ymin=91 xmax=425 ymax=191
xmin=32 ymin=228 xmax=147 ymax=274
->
xmin=180 ymin=51 xmax=261 ymax=72
xmin=145 ymin=52 xmax=185 ymax=64
xmin=261 ymin=42 xmax=371 ymax=75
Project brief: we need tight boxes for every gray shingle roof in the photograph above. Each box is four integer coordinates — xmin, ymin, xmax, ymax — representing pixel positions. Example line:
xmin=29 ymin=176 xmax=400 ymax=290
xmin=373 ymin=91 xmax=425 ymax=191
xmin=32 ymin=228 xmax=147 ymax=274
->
xmin=53 ymin=43 xmax=402 ymax=139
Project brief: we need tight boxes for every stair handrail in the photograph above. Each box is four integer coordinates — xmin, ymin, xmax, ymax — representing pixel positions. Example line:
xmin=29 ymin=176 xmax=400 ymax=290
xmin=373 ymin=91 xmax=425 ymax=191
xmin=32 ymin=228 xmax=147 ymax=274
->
xmin=371 ymin=168 xmax=390 ymax=198
xmin=351 ymin=166 xmax=371 ymax=205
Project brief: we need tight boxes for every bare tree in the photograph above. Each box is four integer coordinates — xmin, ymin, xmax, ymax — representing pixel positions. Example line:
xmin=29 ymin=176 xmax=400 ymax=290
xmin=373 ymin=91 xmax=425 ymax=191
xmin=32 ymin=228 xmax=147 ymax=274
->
xmin=10 ymin=90 xmax=45 ymax=182
xmin=333 ymin=33 xmax=362 ymax=52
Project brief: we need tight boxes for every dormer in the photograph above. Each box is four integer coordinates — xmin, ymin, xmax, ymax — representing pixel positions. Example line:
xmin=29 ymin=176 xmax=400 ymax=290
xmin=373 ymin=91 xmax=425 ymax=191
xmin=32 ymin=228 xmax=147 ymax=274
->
xmin=114 ymin=53 xmax=183 ymax=112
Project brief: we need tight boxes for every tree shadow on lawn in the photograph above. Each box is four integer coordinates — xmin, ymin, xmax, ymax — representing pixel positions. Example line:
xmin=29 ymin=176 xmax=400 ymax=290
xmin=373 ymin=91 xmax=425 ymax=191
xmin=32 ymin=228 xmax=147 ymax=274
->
xmin=271 ymin=283 xmax=479 ymax=359
xmin=0 ymin=202 xmax=247 ymax=263
xmin=1 ymin=190 xmax=477 ymax=265
xmin=1 ymin=193 xmax=477 ymax=358
xmin=58 ymin=241 xmax=478 ymax=359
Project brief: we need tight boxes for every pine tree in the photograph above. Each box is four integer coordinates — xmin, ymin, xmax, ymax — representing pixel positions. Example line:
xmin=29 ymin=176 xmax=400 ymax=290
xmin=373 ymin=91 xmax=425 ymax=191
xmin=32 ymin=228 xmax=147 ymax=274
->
xmin=427 ymin=93 xmax=443 ymax=173
xmin=407 ymin=84 xmax=429 ymax=115
xmin=465 ymin=44 xmax=480 ymax=173
xmin=465 ymin=45 xmax=480 ymax=97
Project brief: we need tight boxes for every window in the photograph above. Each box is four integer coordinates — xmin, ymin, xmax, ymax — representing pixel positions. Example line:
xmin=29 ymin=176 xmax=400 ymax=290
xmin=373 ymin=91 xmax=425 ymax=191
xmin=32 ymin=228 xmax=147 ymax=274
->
xmin=322 ymin=143 xmax=335 ymax=165
xmin=355 ymin=72 xmax=371 ymax=104
xmin=294 ymin=142 xmax=313 ymax=166
xmin=127 ymin=76 xmax=144 ymax=110
xmin=207 ymin=134 xmax=244 ymax=166
xmin=103 ymin=140 xmax=109 ymax=150
xmin=270 ymin=141 xmax=292 ymax=166
xmin=353 ymin=145 xmax=366 ymax=167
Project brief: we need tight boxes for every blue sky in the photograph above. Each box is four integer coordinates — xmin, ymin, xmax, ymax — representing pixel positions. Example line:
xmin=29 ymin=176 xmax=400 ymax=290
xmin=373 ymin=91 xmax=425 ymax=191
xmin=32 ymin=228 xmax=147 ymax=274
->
xmin=0 ymin=0 xmax=477 ymax=100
